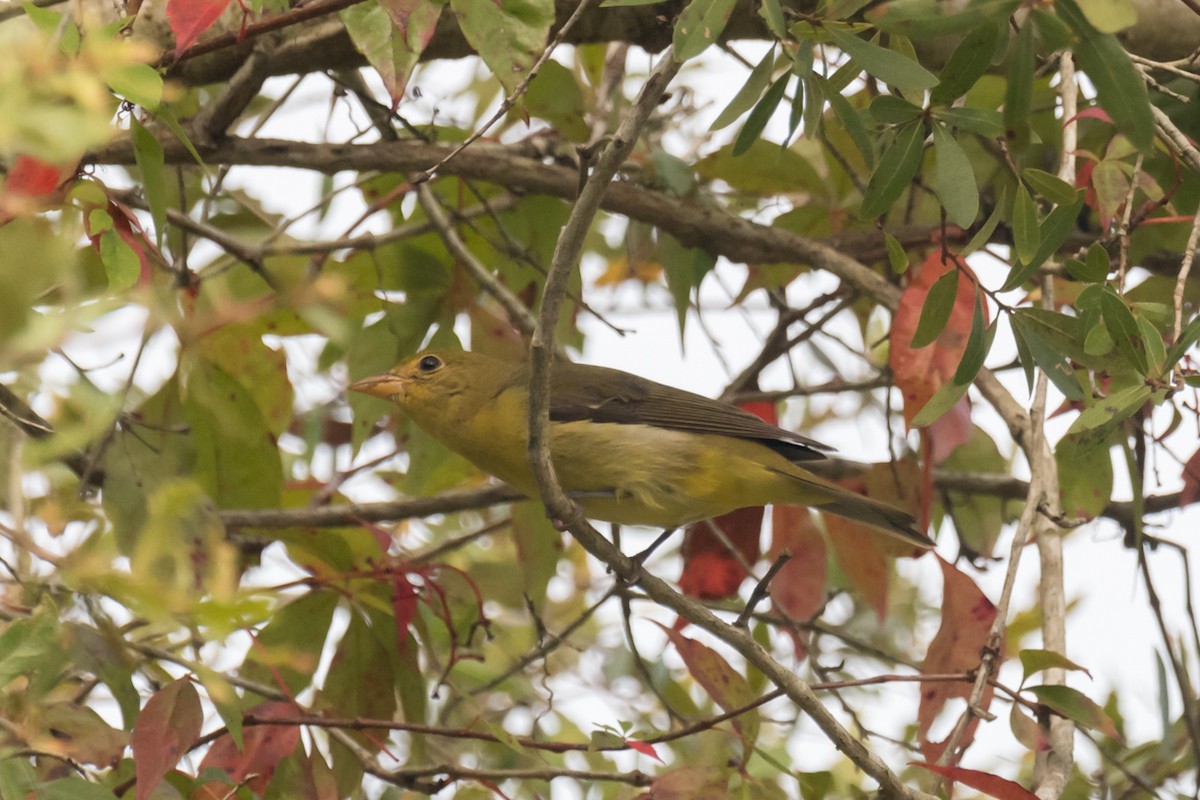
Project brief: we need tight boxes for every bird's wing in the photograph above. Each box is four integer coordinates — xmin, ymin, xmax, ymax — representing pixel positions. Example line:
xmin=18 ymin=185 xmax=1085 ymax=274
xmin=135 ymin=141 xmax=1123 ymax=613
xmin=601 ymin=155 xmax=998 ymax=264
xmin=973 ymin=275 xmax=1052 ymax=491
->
xmin=547 ymin=362 xmax=832 ymax=463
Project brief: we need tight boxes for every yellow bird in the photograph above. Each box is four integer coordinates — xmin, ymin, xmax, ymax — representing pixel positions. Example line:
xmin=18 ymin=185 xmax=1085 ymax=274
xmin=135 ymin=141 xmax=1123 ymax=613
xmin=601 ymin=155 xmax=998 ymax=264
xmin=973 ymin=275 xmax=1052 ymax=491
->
xmin=351 ymin=350 xmax=931 ymax=549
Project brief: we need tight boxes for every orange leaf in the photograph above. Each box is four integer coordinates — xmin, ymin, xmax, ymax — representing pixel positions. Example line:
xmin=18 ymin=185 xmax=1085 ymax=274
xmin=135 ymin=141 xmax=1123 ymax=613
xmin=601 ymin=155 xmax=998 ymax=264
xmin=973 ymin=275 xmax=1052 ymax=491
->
xmin=918 ymin=557 xmax=1001 ymax=762
xmin=890 ymin=249 xmax=983 ymax=426
xmin=911 ymin=762 xmax=1038 ymax=800
xmin=131 ymin=677 xmax=203 ymax=800
xmin=823 ymin=500 xmax=893 ymax=620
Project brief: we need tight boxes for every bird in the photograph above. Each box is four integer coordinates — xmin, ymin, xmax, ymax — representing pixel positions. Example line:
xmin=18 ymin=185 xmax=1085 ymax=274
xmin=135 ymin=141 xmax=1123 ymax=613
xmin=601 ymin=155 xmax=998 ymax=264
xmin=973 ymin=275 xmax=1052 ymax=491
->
xmin=350 ymin=349 xmax=931 ymax=550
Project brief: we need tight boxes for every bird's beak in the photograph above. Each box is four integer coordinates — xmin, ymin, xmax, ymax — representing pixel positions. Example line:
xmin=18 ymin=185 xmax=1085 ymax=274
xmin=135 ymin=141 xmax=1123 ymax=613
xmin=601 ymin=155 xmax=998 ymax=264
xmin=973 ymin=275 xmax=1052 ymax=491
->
xmin=349 ymin=374 xmax=405 ymax=399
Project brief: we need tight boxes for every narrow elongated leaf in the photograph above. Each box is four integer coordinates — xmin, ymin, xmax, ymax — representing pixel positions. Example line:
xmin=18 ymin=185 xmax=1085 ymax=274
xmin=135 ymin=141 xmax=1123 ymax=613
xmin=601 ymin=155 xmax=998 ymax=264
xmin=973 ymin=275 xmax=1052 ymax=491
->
xmin=911 ymin=268 xmax=960 ymax=348
xmin=1027 ymin=684 xmax=1121 ymax=738
xmin=930 ymin=20 xmax=1005 ymax=105
xmin=933 ymin=123 xmax=979 ymax=226
xmin=1012 ymin=183 xmax=1040 ymax=265
xmin=871 ymin=94 xmax=923 ymax=124
xmin=1010 ymin=312 xmax=1085 ymax=400
xmin=825 ymin=25 xmax=939 ymax=92
xmin=935 ymin=107 xmax=1005 ymax=138
xmin=953 ymin=293 xmax=994 ymax=384
xmin=1058 ymin=0 xmax=1153 ymax=150
xmin=710 ymin=49 xmax=777 ymax=131
xmin=827 ymin=89 xmax=875 ymax=169
xmin=1004 ymin=21 xmax=1034 ymax=149
xmin=860 ymin=120 xmax=925 ymax=218
xmin=1023 ymin=168 xmax=1078 ymax=206
xmin=673 ymin=0 xmax=738 ymax=61
xmin=1165 ymin=315 xmax=1200 ymax=370
xmin=732 ymin=73 xmax=789 ymax=156
xmin=1099 ymin=288 xmax=1148 ymax=374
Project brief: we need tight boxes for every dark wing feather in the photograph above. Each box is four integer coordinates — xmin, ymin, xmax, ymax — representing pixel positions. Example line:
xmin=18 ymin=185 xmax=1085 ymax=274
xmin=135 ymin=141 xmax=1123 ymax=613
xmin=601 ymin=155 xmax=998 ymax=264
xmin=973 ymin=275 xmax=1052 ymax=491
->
xmin=546 ymin=362 xmax=832 ymax=463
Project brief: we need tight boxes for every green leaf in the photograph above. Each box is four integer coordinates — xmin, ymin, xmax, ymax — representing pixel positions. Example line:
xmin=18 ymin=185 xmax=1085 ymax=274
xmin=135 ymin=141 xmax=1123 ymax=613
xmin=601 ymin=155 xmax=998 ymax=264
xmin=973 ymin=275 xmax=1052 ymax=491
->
xmin=1065 ymin=384 xmax=1152 ymax=447
xmin=953 ymin=293 xmax=994 ymax=384
xmin=1099 ymin=288 xmax=1148 ymax=374
xmin=710 ymin=48 xmax=777 ymax=131
xmin=860 ymin=120 xmax=925 ymax=218
xmin=1012 ymin=182 xmax=1040 ymax=265
xmin=104 ymin=64 xmax=163 ymax=110
xmin=870 ymin=94 xmax=923 ymax=124
xmin=1056 ymin=431 xmax=1114 ymax=517
xmin=933 ymin=123 xmax=979 ymax=226
xmin=826 ymin=89 xmax=875 ymax=170
xmin=885 ymin=231 xmax=909 ymax=273
xmin=758 ymin=0 xmax=787 ymax=36
xmin=1004 ymin=21 xmax=1035 ymax=150
xmin=450 ymin=0 xmax=553 ymax=94
xmin=600 ymin=0 xmax=667 ymax=5
xmin=1137 ymin=314 xmax=1166 ymax=376
xmin=865 ymin=0 xmax=1020 ymax=38
xmin=1057 ymin=0 xmax=1153 ymax=150
xmin=1165 ymin=315 xmax=1200 ymax=370
xmin=1010 ymin=314 xmax=1038 ymax=393
xmin=1068 ymin=242 xmax=1111 ymax=282
xmin=99 ymin=229 xmax=140 ymax=292
xmin=909 ymin=372 xmax=972 ymax=428
xmin=933 ymin=107 xmax=1004 ymax=138
xmin=911 ymin=268 xmax=960 ymax=348
xmin=1027 ymin=684 xmax=1121 ymax=738
xmin=1020 ymin=649 xmax=1093 ymax=684
xmin=824 ymin=25 xmax=939 ymax=93
xmin=732 ymin=74 xmax=790 ymax=157
xmin=1023 ymin=168 xmax=1078 ymax=206
xmin=673 ymin=0 xmax=739 ymax=61
xmin=962 ymin=201 xmax=1003 ymax=256
xmin=1083 ymin=322 xmax=1114 ymax=356
xmin=131 ymin=118 xmax=166 ymax=250
xmin=1011 ymin=311 xmax=1085 ymax=400
xmin=930 ymin=20 xmax=1005 ymax=105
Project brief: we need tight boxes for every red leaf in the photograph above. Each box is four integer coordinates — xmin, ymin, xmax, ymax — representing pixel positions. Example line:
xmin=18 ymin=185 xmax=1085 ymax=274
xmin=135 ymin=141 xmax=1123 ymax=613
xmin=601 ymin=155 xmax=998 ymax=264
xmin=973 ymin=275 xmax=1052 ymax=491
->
xmin=391 ymin=569 xmax=418 ymax=650
xmin=657 ymin=624 xmax=759 ymax=748
xmin=677 ymin=400 xmax=776 ymax=600
xmin=889 ymin=249 xmax=983 ymax=426
xmin=768 ymin=505 xmax=826 ymax=658
xmin=918 ymin=558 xmax=1001 ymax=762
xmin=677 ymin=507 xmax=763 ymax=600
xmin=166 ymin=0 xmax=234 ymax=56
xmin=927 ymin=396 xmax=972 ymax=464
xmin=910 ymin=762 xmax=1038 ymax=800
xmin=1180 ymin=446 xmax=1200 ymax=507
xmin=131 ymin=677 xmax=203 ymax=800
xmin=625 ymin=738 xmax=664 ymax=763
xmin=0 ymin=155 xmax=78 ymax=220
xmin=198 ymin=701 xmax=301 ymax=794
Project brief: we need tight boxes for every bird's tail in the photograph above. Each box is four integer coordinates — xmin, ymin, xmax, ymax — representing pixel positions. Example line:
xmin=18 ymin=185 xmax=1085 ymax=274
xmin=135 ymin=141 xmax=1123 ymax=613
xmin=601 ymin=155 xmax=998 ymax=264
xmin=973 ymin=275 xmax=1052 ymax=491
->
xmin=817 ymin=492 xmax=932 ymax=550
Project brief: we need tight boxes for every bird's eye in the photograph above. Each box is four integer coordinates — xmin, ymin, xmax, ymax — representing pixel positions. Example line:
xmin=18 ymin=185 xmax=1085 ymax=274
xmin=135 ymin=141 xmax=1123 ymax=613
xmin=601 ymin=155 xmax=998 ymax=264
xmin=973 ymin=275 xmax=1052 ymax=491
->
xmin=418 ymin=355 xmax=442 ymax=372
